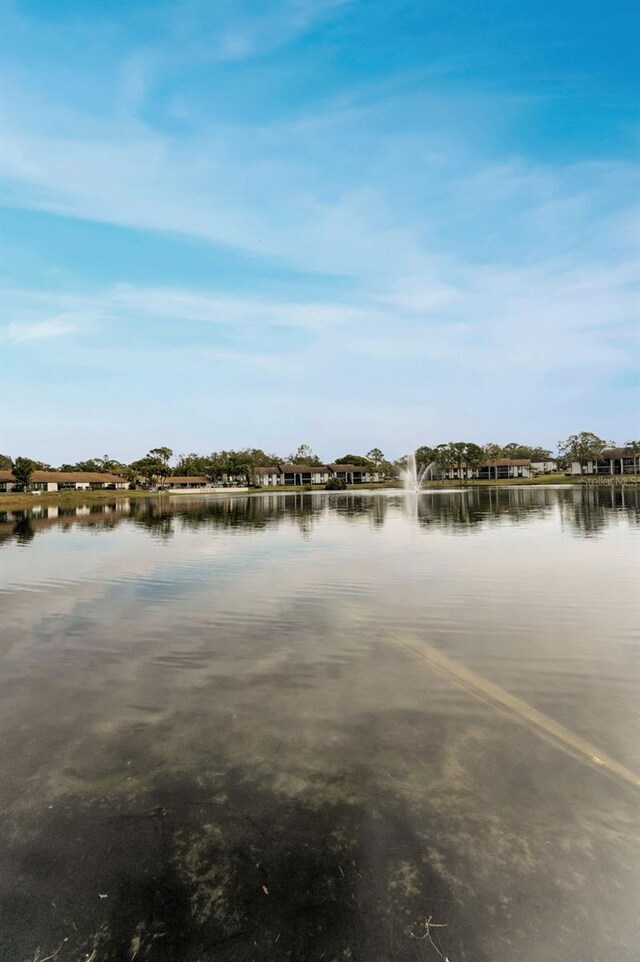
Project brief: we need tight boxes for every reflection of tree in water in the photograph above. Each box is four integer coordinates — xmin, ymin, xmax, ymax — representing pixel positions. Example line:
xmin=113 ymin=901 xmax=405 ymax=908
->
xmin=410 ymin=491 xmax=487 ymax=530
xmin=2 ymin=487 xmax=638 ymax=546
xmin=558 ymin=486 xmax=640 ymax=536
xmin=328 ymin=494 xmax=391 ymax=528
xmin=131 ymin=502 xmax=176 ymax=541
xmin=370 ymin=496 xmax=388 ymax=527
xmin=129 ymin=494 xmax=326 ymax=541
xmin=12 ymin=514 xmax=35 ymax=544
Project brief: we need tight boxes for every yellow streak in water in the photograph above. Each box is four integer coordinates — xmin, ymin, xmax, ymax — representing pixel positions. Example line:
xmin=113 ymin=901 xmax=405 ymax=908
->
xmin=388 ymin=632 xmax=640 ymax=792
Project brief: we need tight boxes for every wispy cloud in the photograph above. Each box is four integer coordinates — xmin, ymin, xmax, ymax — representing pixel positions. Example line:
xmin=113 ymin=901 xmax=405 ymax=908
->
xmin=4 ymin=316 xmax=85 ymax=343
xmin=0 ymin=0 xmax=637 ymax=459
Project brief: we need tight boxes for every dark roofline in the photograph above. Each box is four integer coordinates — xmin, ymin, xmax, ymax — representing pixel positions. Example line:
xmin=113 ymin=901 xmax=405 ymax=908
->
xmin=0 ymin=470 xmax=127 ymax=483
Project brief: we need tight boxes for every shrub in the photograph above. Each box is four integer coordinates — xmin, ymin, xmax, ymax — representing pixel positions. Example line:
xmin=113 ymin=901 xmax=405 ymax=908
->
xmin=325 ymin=477 xmax=347 ymax=491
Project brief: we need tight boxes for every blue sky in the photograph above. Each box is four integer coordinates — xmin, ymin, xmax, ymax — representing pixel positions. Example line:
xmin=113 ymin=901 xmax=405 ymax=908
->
xmin=1 ymin=0 xmax=638 ymax=463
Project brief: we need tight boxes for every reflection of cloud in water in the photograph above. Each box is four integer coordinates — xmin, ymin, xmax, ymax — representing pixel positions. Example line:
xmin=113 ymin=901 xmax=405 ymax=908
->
xmin=1 ymin=489 xmax=639 ymax=961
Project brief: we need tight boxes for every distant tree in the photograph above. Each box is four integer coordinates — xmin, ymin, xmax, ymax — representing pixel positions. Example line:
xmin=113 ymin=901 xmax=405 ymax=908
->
xmin=447 ymin=442 xmax=469 ymax=476
xmin=433 ymin=443 xmax=456 ymax=477
xmin=501 ymin=442 xmax=524 ymax=460
xmin=414 ymin=446 xmax=436 ymax=469
xmin=149 ymin=447 xmax=173 ymax=469
xmin=483 ymin=442 xmax=503 ymax=460
xmin=12 ymin=456 xmax=35 ymax=490
xmin=558 ymin=432 xmax=607 ymax=473
xmin=245 ymin=448 xmax=281 ymax=467
xmin=527 ymin=446 xmax=553 ymax=462
xmin=59 ymin=459 xmax=102 ymax=472
xmin=0 ymin=453 xmax=13 ymax=470
xmin=131 ymin=448 xmax=173 ymax=487
xmin=95 ymin=454 xmax=127 ymax=474
xmin=288 ymin=444 xmax=322 ymax=465
xmin=224 ymin=450 xmax=252 ymax=484
xmin=333 ymin=454 xmax=371 ymax=466
xmin=174 ymin=453 xmax=210 ymax=477
xmin=460 ymin=442 xmax=485 ymax=479
xmin=501 ymin=442 xmax=552 ymax=461
xmin=366 ymin=448 xmax=385 ymax=468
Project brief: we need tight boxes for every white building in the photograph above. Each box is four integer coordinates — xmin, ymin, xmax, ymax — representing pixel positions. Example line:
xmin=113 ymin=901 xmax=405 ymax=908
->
xmin=570 ymin=447 xmax=640 ymax=476
xmin=530 ymin=457 xmax=558 ymax=474
xmin=252 ymin=463 xmax=381 ymax=487
xmin=0 ymin=470 xmax=129 ymax=493
xmin=441 ymin=459 xmax=533 ymax=481
xmin=160 ymin=475 xmax=210 ymax=489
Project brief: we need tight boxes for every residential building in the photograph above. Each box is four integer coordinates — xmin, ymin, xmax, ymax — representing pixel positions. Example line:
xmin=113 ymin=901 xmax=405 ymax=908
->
xmin=253 ymin=466 xmax=284 ymax=487
xmin=327 ymin=463 xmax=380 ymax=484
xmin=0 ymin=471 xmax=129 ymax=493
xmin=281 ymin=464 xmax=330 ymax=486
xmin=530 ymin=457 xmax=558 ymax=474
xmin=570 ymin=447 xmax=640 ymax=476
xmin=252 ymin=463 xmax=381 ymax=487
xmin=160 ymin=476 xmax=210 ymax=489
xmin=441 ymin=459 xmax=533 ymax=481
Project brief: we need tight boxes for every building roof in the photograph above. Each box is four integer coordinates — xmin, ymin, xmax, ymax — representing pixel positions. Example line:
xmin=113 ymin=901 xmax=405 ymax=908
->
xmin=253 ymin=466 xmax=282 ymax=474
xmin=601 ymin=447 xmax=638 ymax=459
xmin=450 ymin=458 xmax=531 ymax=469
xmin=280 ymin=463 xmax=328 ymax=472
xmin=0 ymin=470 xmax=127 ymax=483
xmin=163 ymin=476 xmax=209 ymax=484
xmin=327 ymin=463 xmax=368 ymax=472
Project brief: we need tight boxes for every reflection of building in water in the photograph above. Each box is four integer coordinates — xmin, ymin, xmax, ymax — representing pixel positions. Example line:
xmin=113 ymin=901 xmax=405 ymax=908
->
xmin=558 ymin=484 xmax=639 ymax=535
xmin=1 ymin=489 xmax=637 ymax=548
xmin=0 ymin=501 xmax=133 ymax=545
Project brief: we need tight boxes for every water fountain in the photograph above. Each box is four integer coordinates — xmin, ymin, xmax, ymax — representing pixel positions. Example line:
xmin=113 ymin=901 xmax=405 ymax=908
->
xmin=401 ymin=451 xmax=435 ymax=492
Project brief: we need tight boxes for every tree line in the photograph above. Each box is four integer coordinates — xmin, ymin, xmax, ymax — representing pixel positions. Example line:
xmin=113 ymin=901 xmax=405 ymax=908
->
xmin=2 ymin=433 xmax=637 ymax=490
xmin=408 ymin=433 xmax=638 ymax=474
xmin=0 ymin=444 xmax=389 ymax=489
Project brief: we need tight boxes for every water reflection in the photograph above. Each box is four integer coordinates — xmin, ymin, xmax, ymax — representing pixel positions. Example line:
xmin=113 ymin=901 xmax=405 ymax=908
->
xmin=1 ymin=487 xmax=638 ymax=960
xmin=1 ymin=485 xmax=638 ymax=548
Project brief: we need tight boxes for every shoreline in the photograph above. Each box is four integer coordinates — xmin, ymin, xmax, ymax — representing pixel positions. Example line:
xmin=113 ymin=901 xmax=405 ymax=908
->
xmin=1 ymin=474 xmax=637 ymax=511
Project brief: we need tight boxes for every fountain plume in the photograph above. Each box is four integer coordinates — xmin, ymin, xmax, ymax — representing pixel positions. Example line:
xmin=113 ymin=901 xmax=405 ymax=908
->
xmin=401 ymin=452 xmax=435 ymax=492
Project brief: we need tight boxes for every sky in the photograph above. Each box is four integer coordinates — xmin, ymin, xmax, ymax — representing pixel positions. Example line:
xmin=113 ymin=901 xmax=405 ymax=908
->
xmin=0 ymin=0 xmax=638 ymax=464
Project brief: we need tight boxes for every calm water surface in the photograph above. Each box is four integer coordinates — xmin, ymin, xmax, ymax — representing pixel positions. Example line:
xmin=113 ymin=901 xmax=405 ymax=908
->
xmin=1 ymin=487 xmax=638 ymax=962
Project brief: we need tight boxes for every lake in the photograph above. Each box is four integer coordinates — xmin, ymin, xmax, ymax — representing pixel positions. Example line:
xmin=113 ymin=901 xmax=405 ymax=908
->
xmin=1 ymin=486 xmax=638 ymax=962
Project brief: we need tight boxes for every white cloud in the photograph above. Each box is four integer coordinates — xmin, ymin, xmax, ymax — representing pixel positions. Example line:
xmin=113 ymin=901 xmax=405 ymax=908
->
xmin=0 ymin=0 xmax=637 ymax=456
xmin=4 ymin=316 xmax=85 ymax=342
